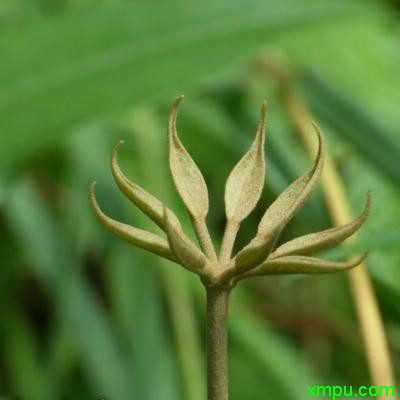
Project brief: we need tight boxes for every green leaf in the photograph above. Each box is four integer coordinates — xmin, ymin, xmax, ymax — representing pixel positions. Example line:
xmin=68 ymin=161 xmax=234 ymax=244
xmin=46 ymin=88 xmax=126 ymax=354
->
xmin=224 ymin=101 xmax=267 ymax=223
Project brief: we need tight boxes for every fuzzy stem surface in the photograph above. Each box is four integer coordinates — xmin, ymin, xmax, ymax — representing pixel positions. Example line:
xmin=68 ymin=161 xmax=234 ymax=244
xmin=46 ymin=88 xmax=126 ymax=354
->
xmin=219 ymin=221 xmax=239 ymax=264
xmin=192 ymin=217 xmax=217 ymax=262
xmin=207 ymin=287 xmax=230 ymax=400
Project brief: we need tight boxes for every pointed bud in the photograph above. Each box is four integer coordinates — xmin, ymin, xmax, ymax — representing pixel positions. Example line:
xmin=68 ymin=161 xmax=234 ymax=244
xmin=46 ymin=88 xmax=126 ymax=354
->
xmin=111 ymin=140 xmax=181 ymax=230
xmin=271 ymin=192 xmax=371 ymax=258
xmin=168 ymin=96 xmax=209 ymax=219
xmin=89 ymin=183 xmax=176 ymax=262
xmin=164 ymin=206 xmax=208 ymax=274
xmin=256 ymin=124 xmax=324 ymax=239
xmin=247 ymin=252 xmax=368 ymax=277
xmin=224 ymin=101 xmax=267 ymax=223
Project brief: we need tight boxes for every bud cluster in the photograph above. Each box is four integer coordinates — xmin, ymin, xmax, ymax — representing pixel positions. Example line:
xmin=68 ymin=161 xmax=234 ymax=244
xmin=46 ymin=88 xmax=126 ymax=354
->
xmin=90 ymin=96 xmax=369 ymax=290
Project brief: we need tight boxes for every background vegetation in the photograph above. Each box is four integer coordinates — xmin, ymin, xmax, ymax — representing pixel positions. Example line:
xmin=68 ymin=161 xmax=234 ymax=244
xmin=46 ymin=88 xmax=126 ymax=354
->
xmin=0 ymin=0 xmax=399 ymax=399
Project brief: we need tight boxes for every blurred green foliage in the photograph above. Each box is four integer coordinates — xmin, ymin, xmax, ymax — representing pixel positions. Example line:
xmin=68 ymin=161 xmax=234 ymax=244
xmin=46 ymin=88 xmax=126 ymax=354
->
xmin=0 ymin=0 xmax=399 ymax=399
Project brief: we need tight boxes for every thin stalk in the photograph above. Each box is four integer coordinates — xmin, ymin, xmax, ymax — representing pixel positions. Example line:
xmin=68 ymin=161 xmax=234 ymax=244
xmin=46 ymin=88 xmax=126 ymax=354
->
xmin=192 ymin=217 xmax=218 ymax=262
xmin=207 ymin=287 xmax=230 ymax=400
xmin=219 ymin=221 xmax=240 ymax=264
xmin=259 ymin=58 xmax=395 ymax=393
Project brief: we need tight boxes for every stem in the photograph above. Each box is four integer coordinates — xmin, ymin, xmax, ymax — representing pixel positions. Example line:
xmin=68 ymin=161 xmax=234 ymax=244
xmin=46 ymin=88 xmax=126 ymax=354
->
xmin=259 ymin=58 xmax=395 ymax=392
xmin=207 ymin=287 xmax=230 ymax=400
xmin=192 ymin=217 xmax=218 ymax=262
xmin=219 ymin=220 xmax=239 ymax=264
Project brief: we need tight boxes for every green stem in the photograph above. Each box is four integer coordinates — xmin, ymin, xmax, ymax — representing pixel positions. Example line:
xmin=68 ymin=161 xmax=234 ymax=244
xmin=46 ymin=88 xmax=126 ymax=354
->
xmin=207 ymin=287 xmax=230 ymax=400
xmin=219 ymin=220 xmax=239 ymax=264
xmin=192 ymin=217 xmax=217 ymax=262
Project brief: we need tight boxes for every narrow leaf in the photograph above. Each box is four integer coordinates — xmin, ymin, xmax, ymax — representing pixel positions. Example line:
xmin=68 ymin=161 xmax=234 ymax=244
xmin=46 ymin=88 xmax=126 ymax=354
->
xmin=111 ymin=140 xmax=181 ymax=229
xmin=164 ymin=207 xmax=208 ymax=275
xmin=224 ymin=101 xmax=267 ymax=223
xmin=247 ymin=252 xmax=368 ymax=277
xmin=168 ymin=96 xmax=209 ymax=219
xmin=256 ymin=124 xmax=324 ymax=238
xmin=89 ymin=183 xmax=176 ymax=262
xmin=271 ymin=192 xmax=371 ymax=258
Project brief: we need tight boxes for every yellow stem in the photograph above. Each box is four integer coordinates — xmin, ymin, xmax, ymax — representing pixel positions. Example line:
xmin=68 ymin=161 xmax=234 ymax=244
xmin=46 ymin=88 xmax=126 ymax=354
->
xmin=258 ymin=58 xmax=395 ymax=394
